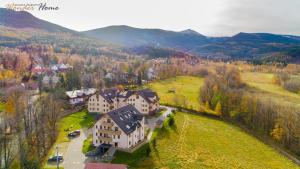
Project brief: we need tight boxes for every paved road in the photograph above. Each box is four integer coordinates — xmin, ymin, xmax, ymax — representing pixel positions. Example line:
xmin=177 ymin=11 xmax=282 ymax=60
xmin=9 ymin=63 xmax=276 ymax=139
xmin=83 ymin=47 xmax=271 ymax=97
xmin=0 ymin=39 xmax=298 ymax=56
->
xmin=58 ymin=106 xmax=172 ymax=169
xmin=146 ymin=106 xmax=173 ymax=140
xmin=62 ymin=129 xmax=89 ymax=169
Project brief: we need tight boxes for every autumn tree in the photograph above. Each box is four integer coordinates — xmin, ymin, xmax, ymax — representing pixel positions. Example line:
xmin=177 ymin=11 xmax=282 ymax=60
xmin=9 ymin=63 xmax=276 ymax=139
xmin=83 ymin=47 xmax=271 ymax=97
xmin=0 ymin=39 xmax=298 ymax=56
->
xmin=271 ymin=123 xmax=284 ymax=142
xmin=215 ymin=102 xmax=222 ymax=116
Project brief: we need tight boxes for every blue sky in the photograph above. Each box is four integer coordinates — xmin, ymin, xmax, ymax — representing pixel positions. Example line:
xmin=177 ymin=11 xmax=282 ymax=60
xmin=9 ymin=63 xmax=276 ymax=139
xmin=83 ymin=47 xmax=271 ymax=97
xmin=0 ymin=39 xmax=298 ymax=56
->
xmin=1 ymin=0 xmax=299 ymax=36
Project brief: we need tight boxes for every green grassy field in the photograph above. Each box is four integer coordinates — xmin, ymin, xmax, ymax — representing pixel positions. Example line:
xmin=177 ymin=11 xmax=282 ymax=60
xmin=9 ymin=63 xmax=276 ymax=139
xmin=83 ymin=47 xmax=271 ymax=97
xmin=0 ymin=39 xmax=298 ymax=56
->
xmin=147 ymin=76 xmax=204 ymax=111
xmin=44 ymin=110 xmax=95 ymax=168
xmin=56 ymin=110 xmax=95 ymax=143
xmin=127 ymin=112 xmax=299 ymax=169
xmin=242 ymin=72 xmax=300 ymax=106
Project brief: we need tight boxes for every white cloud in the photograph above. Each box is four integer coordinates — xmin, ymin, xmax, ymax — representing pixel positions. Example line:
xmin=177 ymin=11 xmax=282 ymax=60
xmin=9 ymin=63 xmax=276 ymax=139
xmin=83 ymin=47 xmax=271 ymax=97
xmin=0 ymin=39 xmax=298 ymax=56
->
xmin=0 ymin=0 xmax=299 ymax=36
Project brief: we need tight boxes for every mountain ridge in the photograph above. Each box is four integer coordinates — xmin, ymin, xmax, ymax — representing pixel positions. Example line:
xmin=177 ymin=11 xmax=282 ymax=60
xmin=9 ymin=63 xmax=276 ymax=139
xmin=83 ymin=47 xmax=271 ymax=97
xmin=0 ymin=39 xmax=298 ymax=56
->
xmin=1 ymin=8 xmax=300 ymax=62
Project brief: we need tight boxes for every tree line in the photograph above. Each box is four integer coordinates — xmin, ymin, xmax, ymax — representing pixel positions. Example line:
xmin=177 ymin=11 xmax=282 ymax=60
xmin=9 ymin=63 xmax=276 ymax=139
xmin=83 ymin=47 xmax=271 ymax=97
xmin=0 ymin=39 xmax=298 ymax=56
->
xmin=0 ymin=87 xmax=61 ymax=169
xmin=200 ymin=65 xmax=300 ymax=158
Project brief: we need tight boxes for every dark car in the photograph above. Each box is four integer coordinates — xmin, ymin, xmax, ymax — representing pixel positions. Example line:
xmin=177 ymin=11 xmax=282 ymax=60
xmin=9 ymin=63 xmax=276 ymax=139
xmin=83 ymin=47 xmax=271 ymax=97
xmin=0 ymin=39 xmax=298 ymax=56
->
xmin=48 ymin=155 xmax=63 ymax=162
xmin=68 ymin=130 xmax=80 ymax=137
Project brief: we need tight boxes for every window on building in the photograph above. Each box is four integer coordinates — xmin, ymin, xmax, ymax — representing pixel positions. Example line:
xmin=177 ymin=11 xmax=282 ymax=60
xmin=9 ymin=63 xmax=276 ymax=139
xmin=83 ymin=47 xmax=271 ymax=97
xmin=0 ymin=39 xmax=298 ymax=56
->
xmin=115 ymin=127 xmax=118 ymax=131
xmin=118 ymin=135 xmax=120 ymax=139
xmin=107 ymin=119 xmax=111 ymax=123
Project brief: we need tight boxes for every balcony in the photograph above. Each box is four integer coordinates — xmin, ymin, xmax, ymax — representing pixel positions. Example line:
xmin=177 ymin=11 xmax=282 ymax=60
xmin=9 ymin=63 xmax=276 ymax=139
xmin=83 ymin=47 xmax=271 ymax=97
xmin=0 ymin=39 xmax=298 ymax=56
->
xmin=98 ymin=129 xmax=122 ymax=135
xmin=102 ymin=121 xmax=113 ymax=127
xmin=98 ymin=136 xmax=112 ymax=142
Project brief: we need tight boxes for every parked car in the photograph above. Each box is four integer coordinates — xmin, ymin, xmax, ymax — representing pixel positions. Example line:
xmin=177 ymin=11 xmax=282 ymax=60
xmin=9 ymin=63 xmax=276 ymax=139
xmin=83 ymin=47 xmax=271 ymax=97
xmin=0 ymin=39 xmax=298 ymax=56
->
xmin=68 ymin=130 xmax=80 ymax=137
xmin=48 ymin=155 xmax=63 ymax=162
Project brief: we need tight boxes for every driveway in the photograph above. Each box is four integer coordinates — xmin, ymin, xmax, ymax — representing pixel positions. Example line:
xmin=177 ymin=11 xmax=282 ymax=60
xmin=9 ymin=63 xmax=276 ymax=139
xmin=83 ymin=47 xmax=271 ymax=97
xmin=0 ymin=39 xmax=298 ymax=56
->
xmin=62 ymin=129 xmax=90 ymax=169
xmin=146 ymin=106 xmax=173 ymax=140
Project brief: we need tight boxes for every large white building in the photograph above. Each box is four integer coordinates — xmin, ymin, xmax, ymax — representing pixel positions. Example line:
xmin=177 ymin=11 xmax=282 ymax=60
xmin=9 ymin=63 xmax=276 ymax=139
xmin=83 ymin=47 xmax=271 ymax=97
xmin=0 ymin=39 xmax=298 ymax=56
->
xmin=92 ymin=105 xmax=145 ymax=149
xmin=88 ymin=89 xmax=159 ymax=116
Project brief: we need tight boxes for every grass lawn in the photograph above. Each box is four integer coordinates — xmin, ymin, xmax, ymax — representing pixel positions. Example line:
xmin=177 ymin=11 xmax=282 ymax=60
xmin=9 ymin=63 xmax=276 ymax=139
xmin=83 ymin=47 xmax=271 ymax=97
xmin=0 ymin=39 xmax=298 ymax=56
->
xmin=123 ymin=112 xmax=299 ymax=169
xmin=44 ymin=110 xmax=96 ymax=168
xmin=56 ymin=109 xmax=95 ymax=143
xmin=242 ymin=72 xmax=300 ymax=107
xmin=147 ymin=76 xmax=204 ymax=111
xmin=82 ymin=136 xmax=95 ymax=154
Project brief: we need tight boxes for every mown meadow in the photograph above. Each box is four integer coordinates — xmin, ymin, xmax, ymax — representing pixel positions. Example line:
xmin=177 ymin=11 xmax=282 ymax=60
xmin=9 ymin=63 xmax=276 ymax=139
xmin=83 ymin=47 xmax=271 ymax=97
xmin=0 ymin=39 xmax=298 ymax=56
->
xmin=114 ymin=112 xmax=299 ymax=169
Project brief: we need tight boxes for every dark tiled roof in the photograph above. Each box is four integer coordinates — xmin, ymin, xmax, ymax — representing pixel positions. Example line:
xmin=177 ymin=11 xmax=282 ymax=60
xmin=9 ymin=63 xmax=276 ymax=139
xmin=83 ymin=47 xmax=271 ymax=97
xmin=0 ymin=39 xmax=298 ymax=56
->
xmin=136 ymin=88 xmax=159 ymax=103
xmin=99 ymin=88 xmax=118 ymax=103
xmin=107 ymin=104 xmax=143 ymax=135
xmin=98 ymin=88 xmax=159 ymax=104
xmin=85 ymin=163 xmax=127 ymax=169
xmin=117 ymin=90 xmax=134 ymax=98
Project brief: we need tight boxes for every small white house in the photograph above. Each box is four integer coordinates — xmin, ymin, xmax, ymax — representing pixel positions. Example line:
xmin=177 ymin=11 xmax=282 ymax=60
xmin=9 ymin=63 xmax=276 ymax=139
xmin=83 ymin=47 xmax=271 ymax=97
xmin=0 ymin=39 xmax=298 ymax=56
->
xmin=92 ymin=104 xmax=145 ymax=149
xmin=42 ymin=74 xmax=59 ymax=86
xmin=65 ymin=88 xmax=96 ymax=105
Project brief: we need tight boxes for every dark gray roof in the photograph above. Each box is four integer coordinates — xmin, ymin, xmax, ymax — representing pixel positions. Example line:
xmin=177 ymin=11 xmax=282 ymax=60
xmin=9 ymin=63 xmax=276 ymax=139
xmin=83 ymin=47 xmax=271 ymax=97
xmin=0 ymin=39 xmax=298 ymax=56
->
xmin=99 ymin=88 xmax=159 ymax=104
xmin=107 ymin=104 xmax=143 ymax=135
xmin=117 ymin=90 xmax=134 ymax=98
xmin=136 ymin=89 xmax=159 ymax=103
xmin=99 ymin=88 xmax=118 ymax=103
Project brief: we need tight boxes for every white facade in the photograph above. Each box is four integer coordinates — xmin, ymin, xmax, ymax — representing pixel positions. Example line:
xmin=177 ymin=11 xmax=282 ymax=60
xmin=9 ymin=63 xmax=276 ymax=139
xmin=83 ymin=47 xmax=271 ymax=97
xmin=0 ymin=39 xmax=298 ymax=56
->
xmin=66 ymin=88 xmax=96 ymax=105
xmin=42 ymin=74 xmax=59 ymax=86
xmin=92 ymin=113 xmax=145 ymax=149
xmin=88 ymin=89 xmax=159 ymax=115
xmin=88 ymin=95 xmax=113 ymax=113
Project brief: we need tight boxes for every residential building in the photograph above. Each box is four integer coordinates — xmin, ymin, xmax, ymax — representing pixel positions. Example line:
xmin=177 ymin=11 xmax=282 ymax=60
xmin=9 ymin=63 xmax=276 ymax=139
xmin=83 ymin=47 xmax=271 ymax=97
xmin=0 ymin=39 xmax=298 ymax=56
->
xmin=88 ymin=88 xmax=159 ymax=115
xmin=65 ymin=88 xmax=96 ymax=105
xmin=92 ymin=105 xmax=145 ymax=149
xmin=42 ymin=73 xmax=59 ymax=86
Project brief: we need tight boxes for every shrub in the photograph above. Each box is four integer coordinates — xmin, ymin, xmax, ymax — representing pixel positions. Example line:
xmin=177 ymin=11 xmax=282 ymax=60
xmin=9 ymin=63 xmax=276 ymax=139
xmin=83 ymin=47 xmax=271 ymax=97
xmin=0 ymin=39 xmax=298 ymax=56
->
xmin=283 ymin=78 xmax=300 ymax=93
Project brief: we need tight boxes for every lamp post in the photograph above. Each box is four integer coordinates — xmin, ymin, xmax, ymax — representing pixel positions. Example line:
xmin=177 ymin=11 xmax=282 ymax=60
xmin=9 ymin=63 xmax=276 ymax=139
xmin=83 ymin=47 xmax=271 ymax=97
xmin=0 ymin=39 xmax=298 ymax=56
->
xmin=56 ymin=146 xmax=59 ymax=169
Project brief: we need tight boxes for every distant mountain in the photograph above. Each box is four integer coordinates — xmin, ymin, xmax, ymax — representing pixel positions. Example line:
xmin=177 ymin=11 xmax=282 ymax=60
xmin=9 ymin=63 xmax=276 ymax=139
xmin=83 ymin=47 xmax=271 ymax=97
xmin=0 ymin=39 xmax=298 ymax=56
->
xmin=0 ymin=8 xmax=75 ymax=33
xmin=180 ymin=29 xmax=203 ymax=36
xmin=1 ymin=8 xmax=300 ymax=62
xmin=229 ymin=32 xmax=300 ymax=44
xmin=193 ymin=32 xmax=300 ymax=62
xmin=82 ymin=25 xmax=208 ymax=51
